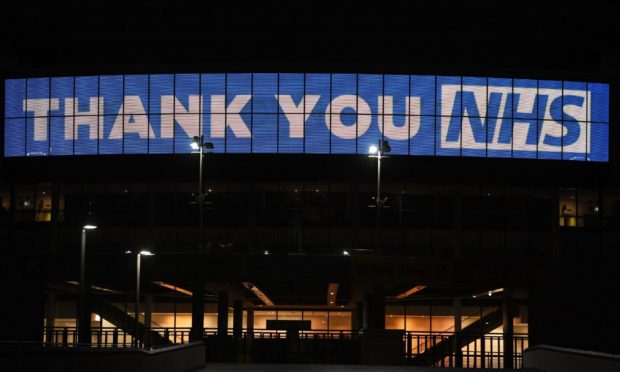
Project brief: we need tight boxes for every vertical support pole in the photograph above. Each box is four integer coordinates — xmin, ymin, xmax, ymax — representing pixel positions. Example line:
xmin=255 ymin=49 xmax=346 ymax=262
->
xmin=135 ymin=253 xmax=141 ymax=348
xmin=217 ymin=291 xmax=229 ymax=337
xmin=198 ymin=135 xmax=204 ymax=249
xmin=376 ymin=141 xmax=382 ymax=252
xmin=45 ymin=292 xmax=56 ymax=344
xmin=454 ymin=297 xmax=463 ymax=367
xmin=190 ymin=280 xmax=205 ymax=341
xmin=233 ymin=300 xmax=243 ymax=362
xmin=352 ymin=301 xmax=364 ymax=331
xmin=144 ymin=294 xmax=152 ymax=347
xmin=144 ymin=294 xmax=152 ymax=329
xmin=503 ymin=295 xmax=514 ymax=369
xmin=78 ymin=228 xmax=91 ymax=346
xmin=233 ymin=300 xmax=243 ymax=340
xmin=246 ymin=306 xmax=254 ymax=363
xmin=364 ymin=285 xmax=385 ymax=330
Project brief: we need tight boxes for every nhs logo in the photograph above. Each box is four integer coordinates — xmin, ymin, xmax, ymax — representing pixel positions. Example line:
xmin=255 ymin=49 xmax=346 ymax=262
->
xmin=440 ymin=83 xmax=591 ymax=159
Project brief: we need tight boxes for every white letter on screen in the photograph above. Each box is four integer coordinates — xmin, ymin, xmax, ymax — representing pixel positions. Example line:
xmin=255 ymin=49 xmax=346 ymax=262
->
xmin=23 ymin=98 xmax=60 ymax=141
xmin=275 ymin=95 xmax=320 ymax=138
xmin=327 ymin=95 xmax=371 ymax=139
xmin=378 ymin=96 xmax=421 ymax=140
xmin=64 ymin=97 xmax=104 ymax=140
xmin=210 ymin=95 xmax=252 ymax=138
xmin=109 ymin=96 xmax=154 ymax=139
xmin=160 ymin=95 xmax=202 ymax=138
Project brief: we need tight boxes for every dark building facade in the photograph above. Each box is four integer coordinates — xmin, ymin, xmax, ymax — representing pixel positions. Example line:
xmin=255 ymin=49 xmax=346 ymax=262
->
xmin=1 ymin=1 xmax=619 ymax=368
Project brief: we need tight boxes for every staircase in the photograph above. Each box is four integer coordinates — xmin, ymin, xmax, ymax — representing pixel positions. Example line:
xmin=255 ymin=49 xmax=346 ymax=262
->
xmin=412 ymin=308 xmax=504 ymax=366
xmin=96 ymin=299 xmax=172 ymax=347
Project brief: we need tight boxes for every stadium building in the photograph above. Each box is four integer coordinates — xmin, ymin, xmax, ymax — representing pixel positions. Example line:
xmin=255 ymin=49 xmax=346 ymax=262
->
xmin=1 ymin=1 xmax=618 ymax=370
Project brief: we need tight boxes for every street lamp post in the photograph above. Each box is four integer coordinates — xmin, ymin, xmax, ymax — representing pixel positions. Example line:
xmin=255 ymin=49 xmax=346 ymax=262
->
xmin=191 ymin=135 xmax=214 ymax=249
xmin=126 ymin=250 xmax=154 ymax=348
xmin=78 ymin=224 xmax=97 ymax=346
xmin=368 ymin=140 xmax=391 ymax=252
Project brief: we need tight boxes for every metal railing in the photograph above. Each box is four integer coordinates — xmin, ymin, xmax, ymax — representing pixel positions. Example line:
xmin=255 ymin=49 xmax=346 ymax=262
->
xmin=405 ymin=331 xmax=529 ymax=368
xmin=203 ymin=328 xmax=361 ymax=339
xmin=42 ymin=326 xmax=528 ymax=368
xmin=43 ymin=326 xmax=191 ymax=348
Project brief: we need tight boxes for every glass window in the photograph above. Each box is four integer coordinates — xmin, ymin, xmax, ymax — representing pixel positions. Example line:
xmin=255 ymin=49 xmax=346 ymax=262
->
xmin=153 ymin=193 xmax=176 ymax=225
xmin=405 ymin=304 xmax=430 ymax=332
xmin=559 ymin=188 xmax=577 ymax=227
xmin=480 ymin=187 xmax=504 ymax=231
xmin=602 ymin=191 xmax=620 ymax=228
xmin=35 ymin=183 xmax=53 ymax=222
xmin=430 ymin=305 xmax=454 ymax=333
xmin=385 ymin=304 xmax=405 ymax=330
xmin=577 ymin=189 xmax=599 ymax=227
xmin=0 ymin=184 xmax=10 ymax=224
xmin=277 ymin=310 xmax=302 ymax=321
xmin=403 ymin=194 xmax=433 ymax=228
xmin=303 ymin=311 xmax=328 ymax=330
xmin=328 ymin=311 xmax=351 ymax=330
xmin=254 ymin=310 xmax=277 ymax=330
xmin=257 ymin=191 xmax=285 ymax=226
xmin=14 ymin=185 xmax=35 ymax=222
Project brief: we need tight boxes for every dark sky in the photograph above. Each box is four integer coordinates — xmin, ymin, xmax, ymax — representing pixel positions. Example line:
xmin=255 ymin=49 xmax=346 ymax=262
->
xmin=1 ymin=0 xmax=617 ymax=77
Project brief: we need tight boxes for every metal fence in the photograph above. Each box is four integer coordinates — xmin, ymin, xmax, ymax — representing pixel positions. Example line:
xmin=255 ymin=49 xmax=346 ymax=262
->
xmin=42 ymin=326 xmax=528 ymax=368
xmin=43 ymin=326 xmax=191 ymax=348
xmin=405 ymin=331 xmax=529 ymax=368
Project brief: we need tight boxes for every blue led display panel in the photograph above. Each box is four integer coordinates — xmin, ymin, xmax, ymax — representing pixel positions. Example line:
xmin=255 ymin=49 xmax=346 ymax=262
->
xmin=3 ymin=73 xmax=610 ymax=162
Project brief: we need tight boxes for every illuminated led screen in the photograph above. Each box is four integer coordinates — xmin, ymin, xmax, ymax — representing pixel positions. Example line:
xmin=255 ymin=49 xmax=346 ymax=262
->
xmin=3 ymin=73 xmax=609 ymax=161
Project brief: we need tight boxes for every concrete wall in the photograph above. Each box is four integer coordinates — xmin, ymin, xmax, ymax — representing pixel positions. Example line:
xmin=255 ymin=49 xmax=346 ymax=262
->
xmin=524 ymin=344 xmax=620 ymax=372
xmin=1 ymin=342 xmax=205 ymax=372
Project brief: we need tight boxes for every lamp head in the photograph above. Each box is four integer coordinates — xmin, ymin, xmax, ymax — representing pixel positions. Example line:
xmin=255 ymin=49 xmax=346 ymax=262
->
xmin=190 ymin=136 xmax=200 ymax=150
xmin=83 ymin=224 xmax=97 ymax=230
xmin=368 ymin=145 xmax=378 ymax=154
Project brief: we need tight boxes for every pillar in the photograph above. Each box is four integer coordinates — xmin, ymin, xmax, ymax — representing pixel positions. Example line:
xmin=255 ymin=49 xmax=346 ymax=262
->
xmin=364 ymin=286 xmax=385 ymax=330
xmin=245 ymin=306 xmax=254 ymax=363
xmin=352 ymin=301 xmax=364 ymax=331
xmin=233 ymin=300 xmax=243 ymax=340
xmin=144 ymin=294 xmax=152 ymax=329
xmin=217 ymin=291 xmax=229 ymax=337
xmin=454 ymin=297 xmax=463 ymax=367
xmin=190 ymin=281 xmax=205 ymax=341
xmin=45 ymin=292 xmax=56 ymax=343
xmin=246 ymin=306 xmax=254 ymax=338
xmin=503 ymin=295 xmax=514 ymax=369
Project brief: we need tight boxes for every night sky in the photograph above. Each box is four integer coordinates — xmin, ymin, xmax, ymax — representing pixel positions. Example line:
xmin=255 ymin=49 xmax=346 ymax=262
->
xmin=1 ymin=1 xmax=617 ymax=77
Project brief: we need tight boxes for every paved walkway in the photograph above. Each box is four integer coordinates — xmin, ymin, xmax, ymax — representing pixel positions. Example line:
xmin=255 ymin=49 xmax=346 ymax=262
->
xmin=198 ymin=364 xmax=524 ymax=371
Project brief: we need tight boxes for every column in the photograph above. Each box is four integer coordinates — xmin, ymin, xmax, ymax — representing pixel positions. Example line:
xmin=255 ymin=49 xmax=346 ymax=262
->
xmin=245 ymin=306 xmax=254 ymax=363
xmin=351 ymin=301 xmax=364 ymax=331
xmin=45 ymin=292 xmax=56 ymax=343
xmin=144 ymin=294 xmax=153 ymax=329
xmin=364 ymin=286 xmax=385 ymax=330
xmin=217 ymin=291 xmax=229 ymax=337
xmin=503 ymin=294 xmax=514 ymax=369
xmin=233 ymin=300 xmax=243 ymax=340
xmin=246 ymin=306 xmax=254 ymax=339
xmin=190 ymin=281 xmax=205 ymax=341
xmin=454 ymin=297 xmax=463 ymax=367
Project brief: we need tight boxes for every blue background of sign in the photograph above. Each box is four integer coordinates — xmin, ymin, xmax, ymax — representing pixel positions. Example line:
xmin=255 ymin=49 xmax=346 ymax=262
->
xmin=3 ymin=73 xmax=609 ymax=162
